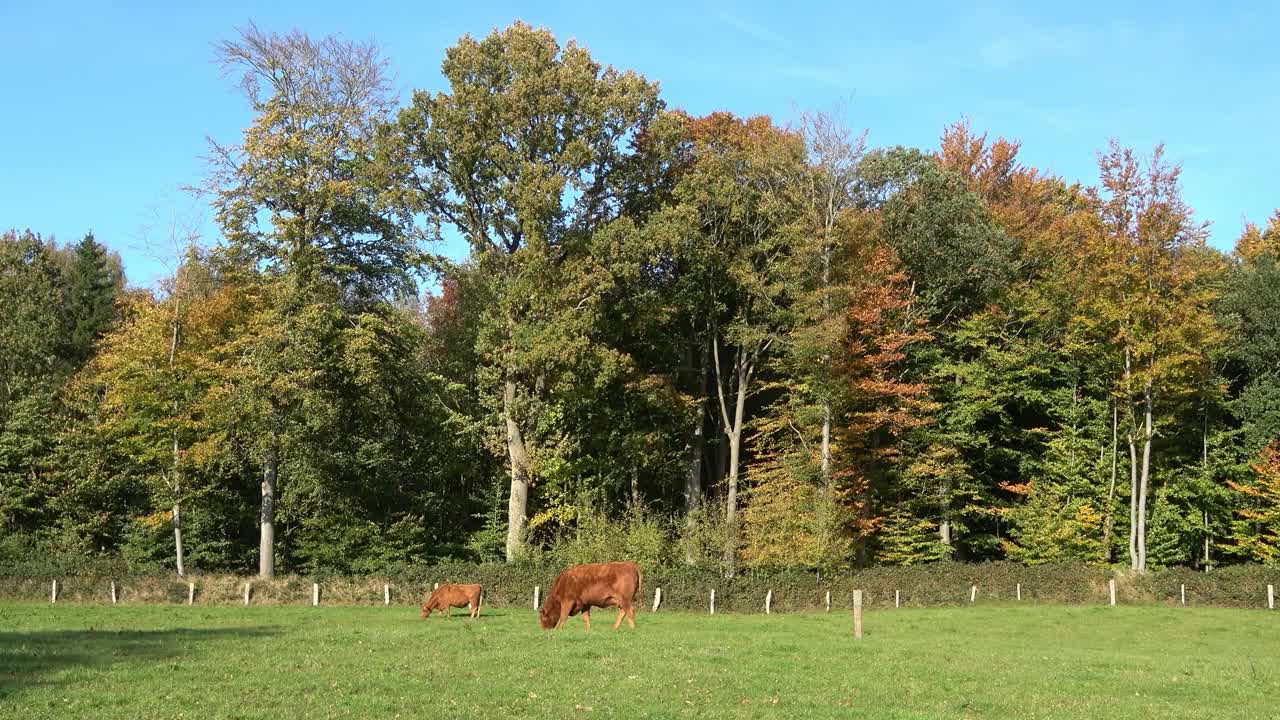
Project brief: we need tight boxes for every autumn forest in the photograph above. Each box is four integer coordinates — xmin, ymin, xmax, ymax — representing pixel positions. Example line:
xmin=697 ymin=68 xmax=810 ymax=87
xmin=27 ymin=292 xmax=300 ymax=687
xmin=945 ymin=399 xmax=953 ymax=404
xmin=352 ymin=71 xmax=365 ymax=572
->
xmin=3 ymin=22 xmax=1279 ymax=579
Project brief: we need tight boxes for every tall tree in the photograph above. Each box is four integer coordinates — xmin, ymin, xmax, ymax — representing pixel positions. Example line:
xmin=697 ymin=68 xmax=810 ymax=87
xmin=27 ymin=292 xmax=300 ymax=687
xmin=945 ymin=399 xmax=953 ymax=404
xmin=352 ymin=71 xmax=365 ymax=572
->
xmin=207 ymin=23 xmax=410 ymax=301
xmin=1087 ymin=141 xmax=1224 ymax=571
xmin=89 ymin=249 xmax=250 ymax=576
xmin=206 ymin=24 xmax=408 ymax=577
xmin=0 ymin=230 xmax=65 ymax=537
xmin=389 ymin=22 xmax=660 ymax=560
xmin=663 ymin=112 xmax=807 ymax=572
xmin=61 ymin=233 xmax=125 ymax=367
xmin=860 ymin=146 xmax=1015 ymax=555
xmin=1226 ymin=441 xmax=1280 ymax=564
xmin=798 ymin=111 xmax=866 ymax=488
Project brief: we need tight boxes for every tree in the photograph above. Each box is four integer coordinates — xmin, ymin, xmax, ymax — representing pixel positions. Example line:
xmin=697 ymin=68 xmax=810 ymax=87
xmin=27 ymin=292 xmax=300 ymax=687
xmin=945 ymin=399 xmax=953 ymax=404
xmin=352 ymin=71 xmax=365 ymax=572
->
xmin=206 ymin=24 xmax=409 ymax=577
xmin=89 ymin=249 xmax=252 ymax=576
xmin=61 ymin=233 xmax=124 ymax=366
xmin=0 ymin=230 xmax=66 ymax=538
xmin=744 ymin=220 xmax=931 ymax=570
xmin=1226 ymin=441 xmax=1280 ymax=564
xmin=1086 ymin=141 xmax=1224 ymax=571
xmin=860 ymin=146 xmax=1015 ymax=555
xmin=660 ymin=112 xmax=807 ymax=572
xmin=207 ymin=22 xmax=411 ymax=301
xmin=1221 ymin=216 xmax=1280 ymax=456
xmin=798 ymin=110 xmax=866 ymax=487
xmin=389 ymin=22 xmax=660 ymax=560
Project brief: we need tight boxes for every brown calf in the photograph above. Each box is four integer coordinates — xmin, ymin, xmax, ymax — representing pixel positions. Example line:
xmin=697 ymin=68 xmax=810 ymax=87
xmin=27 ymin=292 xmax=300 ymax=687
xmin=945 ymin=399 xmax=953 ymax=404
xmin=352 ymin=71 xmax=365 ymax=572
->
xmin=421 ymin=583 xmax=482 ymax=619
xmin=538 ymin=561 xmax=642 ymax=630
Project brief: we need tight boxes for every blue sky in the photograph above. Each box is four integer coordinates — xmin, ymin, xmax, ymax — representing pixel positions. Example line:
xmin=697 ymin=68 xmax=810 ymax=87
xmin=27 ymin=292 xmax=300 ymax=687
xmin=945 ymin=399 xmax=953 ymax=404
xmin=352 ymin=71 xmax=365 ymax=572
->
xmin=2 ymin=1 xmax=1275 ymax=289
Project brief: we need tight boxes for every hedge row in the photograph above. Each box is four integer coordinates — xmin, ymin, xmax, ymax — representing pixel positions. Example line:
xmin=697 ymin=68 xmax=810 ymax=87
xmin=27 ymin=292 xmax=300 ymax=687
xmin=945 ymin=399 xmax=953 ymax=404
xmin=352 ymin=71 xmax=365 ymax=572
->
xmin=4 ymin=561 xmax=1278 ymax=610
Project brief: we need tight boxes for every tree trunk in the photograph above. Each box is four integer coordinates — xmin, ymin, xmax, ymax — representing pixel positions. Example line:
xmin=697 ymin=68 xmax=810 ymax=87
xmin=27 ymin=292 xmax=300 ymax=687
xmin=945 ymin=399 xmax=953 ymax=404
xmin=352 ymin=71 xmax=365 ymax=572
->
xmin=1102 ymin=400 xmax=1119 ymax=562
xmin=1202 ymin=406 xmax=1211 ymax=570
xmin=504 ymin=378 xmax=531 ymax=562
xmin=1136 ymin=382 xmax=1153 ymax=572
xmin=1128 ymin=430 xmax=1139 ymax=569
xmin=1202 ymin=509 xmax=1211 ymax=570
xmin=684 ymin=342 xmax=707 ymax=524
xmin=939 ymin=488 xmax=952 ymax=548
xmin=723 ymin=358 xmax=750 ymax=575
xmin=167 ymin=307 xmax=185 ymax=577
xmin=713 ymin=338 xmax=754 ymax=577
xmin=1124 ymin=347 xmax=1139 ymax=570
xmin=172 ymin=499 xmax=185 ymax=577
xmin=939 ymin=371 xmax=960 ymax=549
xmin=172 ymin=428 xmax=184 ymax=578
xmin=724 ymin=427 xmax=742 ymax=574
xmin=259 ymin=444 xmax=277 ymax=579
xmin=820 ymin=222 xmax=832 ymax=488
xmin=821 ymin=401 xmax=832 ymax=490
xmin=630 ymin=466 xmax=640 ymax=508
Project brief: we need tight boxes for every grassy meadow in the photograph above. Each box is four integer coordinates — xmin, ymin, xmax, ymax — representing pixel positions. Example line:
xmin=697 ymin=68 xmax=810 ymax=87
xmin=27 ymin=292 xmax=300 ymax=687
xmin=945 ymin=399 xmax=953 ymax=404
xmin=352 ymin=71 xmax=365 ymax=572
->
xmin=1 ymin=601 xmax=1277 ymax=719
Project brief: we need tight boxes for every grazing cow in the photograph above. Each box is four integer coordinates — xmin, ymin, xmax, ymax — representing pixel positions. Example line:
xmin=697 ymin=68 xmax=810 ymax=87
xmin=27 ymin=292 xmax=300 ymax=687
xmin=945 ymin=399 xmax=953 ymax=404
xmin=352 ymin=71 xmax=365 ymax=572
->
xmin=539 ymin=561 xmax=642 ymax=630
xmin=421 ymin=583 xmax=482 ymax=619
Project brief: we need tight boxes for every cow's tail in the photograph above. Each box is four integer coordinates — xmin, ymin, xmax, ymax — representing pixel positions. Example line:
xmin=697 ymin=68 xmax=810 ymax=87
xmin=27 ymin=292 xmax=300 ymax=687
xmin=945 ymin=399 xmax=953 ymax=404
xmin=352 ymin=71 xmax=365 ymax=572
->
xmin=636 ymin=566 xmax=644 ymax=609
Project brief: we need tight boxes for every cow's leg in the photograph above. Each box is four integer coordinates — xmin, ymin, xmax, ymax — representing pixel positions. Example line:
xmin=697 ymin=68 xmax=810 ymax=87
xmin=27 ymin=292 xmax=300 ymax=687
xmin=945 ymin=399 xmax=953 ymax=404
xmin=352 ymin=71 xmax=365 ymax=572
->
xmin=626 ymin=602 xmax=636 ymax=629
xmin=582 ymin=608 xmax=592 ymax=630
xmin=557 ymin=604 xmax=571 ymax=630
xmin=468 ymin=602 xmax=477 ymax=619
xmin=613 ymin=605 xmax=626 ymax=630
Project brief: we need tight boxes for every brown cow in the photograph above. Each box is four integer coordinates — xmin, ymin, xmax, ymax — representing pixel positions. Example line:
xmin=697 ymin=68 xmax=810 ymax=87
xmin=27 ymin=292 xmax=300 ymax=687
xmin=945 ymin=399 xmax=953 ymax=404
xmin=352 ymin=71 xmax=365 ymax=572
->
xmin=420 ymin=583 xmax=482 ymax=619
xmin=539 ymin=561 xmax=642 ymax=630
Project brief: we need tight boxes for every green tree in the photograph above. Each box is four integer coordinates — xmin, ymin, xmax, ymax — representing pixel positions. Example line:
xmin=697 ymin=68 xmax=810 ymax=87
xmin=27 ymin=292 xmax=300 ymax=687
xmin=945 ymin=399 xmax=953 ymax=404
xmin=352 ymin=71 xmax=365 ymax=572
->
xmin=206 ymin=24 xmax=412 ymax=577
xmin=1086 ymin=142 xmax=1225 ymax=571
xmin=389 ymin=22 xmax=660 ymax=560
xmin=61 ymin=233 xmax=125 ymax=366
xmin=0 ymin=230 xmax=66 ymax=537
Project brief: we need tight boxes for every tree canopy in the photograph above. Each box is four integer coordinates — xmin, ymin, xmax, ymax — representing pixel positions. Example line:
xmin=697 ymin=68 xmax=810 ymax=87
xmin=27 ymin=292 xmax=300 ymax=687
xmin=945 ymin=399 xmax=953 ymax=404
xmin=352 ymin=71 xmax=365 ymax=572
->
xmin=3 ymin=22 xmax=1277 ymax=575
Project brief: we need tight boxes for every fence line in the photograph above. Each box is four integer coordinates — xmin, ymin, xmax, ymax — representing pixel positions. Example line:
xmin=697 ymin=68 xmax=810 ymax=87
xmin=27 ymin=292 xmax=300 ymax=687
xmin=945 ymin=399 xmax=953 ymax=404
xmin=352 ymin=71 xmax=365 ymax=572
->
xmin=15 ymin=576 xmax=1280 ymax=612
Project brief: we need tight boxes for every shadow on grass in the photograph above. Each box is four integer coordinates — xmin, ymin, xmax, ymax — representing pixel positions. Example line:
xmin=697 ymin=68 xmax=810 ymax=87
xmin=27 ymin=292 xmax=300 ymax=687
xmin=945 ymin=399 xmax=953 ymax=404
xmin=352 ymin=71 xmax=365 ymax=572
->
xmin=0 ymin=625 xmax=280 ymax=700
xmin=418 ymin=609 xmax=513 ymax=620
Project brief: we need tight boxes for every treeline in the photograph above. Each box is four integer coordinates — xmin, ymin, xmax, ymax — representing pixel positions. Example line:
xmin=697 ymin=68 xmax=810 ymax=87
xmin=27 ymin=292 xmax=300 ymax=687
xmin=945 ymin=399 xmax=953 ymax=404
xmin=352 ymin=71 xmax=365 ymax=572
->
xmin=2 ymin=22 xmax=1278 ymax=578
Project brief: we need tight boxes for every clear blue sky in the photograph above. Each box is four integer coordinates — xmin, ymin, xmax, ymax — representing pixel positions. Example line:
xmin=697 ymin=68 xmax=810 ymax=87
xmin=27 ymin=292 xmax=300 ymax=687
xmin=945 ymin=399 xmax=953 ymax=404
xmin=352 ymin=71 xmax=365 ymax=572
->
xmin=2 ymin=0 xmax=1276 ymax=289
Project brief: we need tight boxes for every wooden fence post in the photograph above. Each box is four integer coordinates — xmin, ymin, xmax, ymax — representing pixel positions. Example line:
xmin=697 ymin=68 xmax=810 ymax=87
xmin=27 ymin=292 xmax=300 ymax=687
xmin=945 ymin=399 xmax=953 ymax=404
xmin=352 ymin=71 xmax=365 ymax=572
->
xmin=1109 ymin=578 xmax=1116 ymax=607
xmin=765 ymin=589 xmax=773 ymax=615
xmin=1016 ymin=583 xmax=1021 ymax=601
xmin=1268 ymin=584 xmax=1275 ymax=610
xmin=970 ymin=585 xmax=977 ymax=604
xmin=709 ymin=589 xmax=715 ymax=615
xmin=110 ymin=580 xmax=117 ymax=605
xmin=187 ymin=582 xmax=195 ymax=606
xmin=1180 ymin=584 xmax=1186 ymax=606
xmin=651 ymin=587 xmax=662 ymax=612
xmin=533 ymin=586 xmax=540 ymax=610
xmin=434 ymin=582 xmax=439 ymax=591
xmin=244 ymin=582 xmax=251 ymax=606
xmin=384 ymin=584 xmax=390 ymax=606
xmin=852 ymin=590 xmax=863 ymax=640
xmin=51 ymin=579 xmax=57 ymax=603
xmin=312 ymin=583 xmax=319 ymax=607
xmin=825 ymin=590 xmax=831 ymax=612
xmin=895 ymin=589 xmax=900 ymax=609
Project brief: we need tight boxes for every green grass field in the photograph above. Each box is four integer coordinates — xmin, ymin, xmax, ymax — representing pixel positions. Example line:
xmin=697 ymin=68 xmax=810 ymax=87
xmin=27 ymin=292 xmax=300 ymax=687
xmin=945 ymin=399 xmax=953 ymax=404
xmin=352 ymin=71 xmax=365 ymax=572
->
xmin=1 ymin=602 xmax=1277 ymax=719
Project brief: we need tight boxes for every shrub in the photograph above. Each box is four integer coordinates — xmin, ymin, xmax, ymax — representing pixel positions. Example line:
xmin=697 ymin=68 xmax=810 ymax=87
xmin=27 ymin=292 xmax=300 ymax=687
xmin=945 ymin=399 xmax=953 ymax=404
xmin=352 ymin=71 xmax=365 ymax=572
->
xmin=4 ymin=556 xmax=1277 ymax=611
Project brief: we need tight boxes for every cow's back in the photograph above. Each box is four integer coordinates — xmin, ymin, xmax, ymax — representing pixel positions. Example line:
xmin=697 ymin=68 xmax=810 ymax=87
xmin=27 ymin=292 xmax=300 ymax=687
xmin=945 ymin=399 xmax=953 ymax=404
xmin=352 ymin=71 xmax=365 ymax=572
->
xmin=549 ymin=561 xmax=640 ymax=607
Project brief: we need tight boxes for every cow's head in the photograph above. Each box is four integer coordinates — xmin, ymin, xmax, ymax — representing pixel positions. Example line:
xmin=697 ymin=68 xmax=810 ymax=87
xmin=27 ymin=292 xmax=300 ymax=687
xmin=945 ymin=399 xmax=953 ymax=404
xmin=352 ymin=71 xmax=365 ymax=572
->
xmin=420 ymin=603 xmax=433 ymax=619
xmin=538 ymin=599 xmax=557 ymax=629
